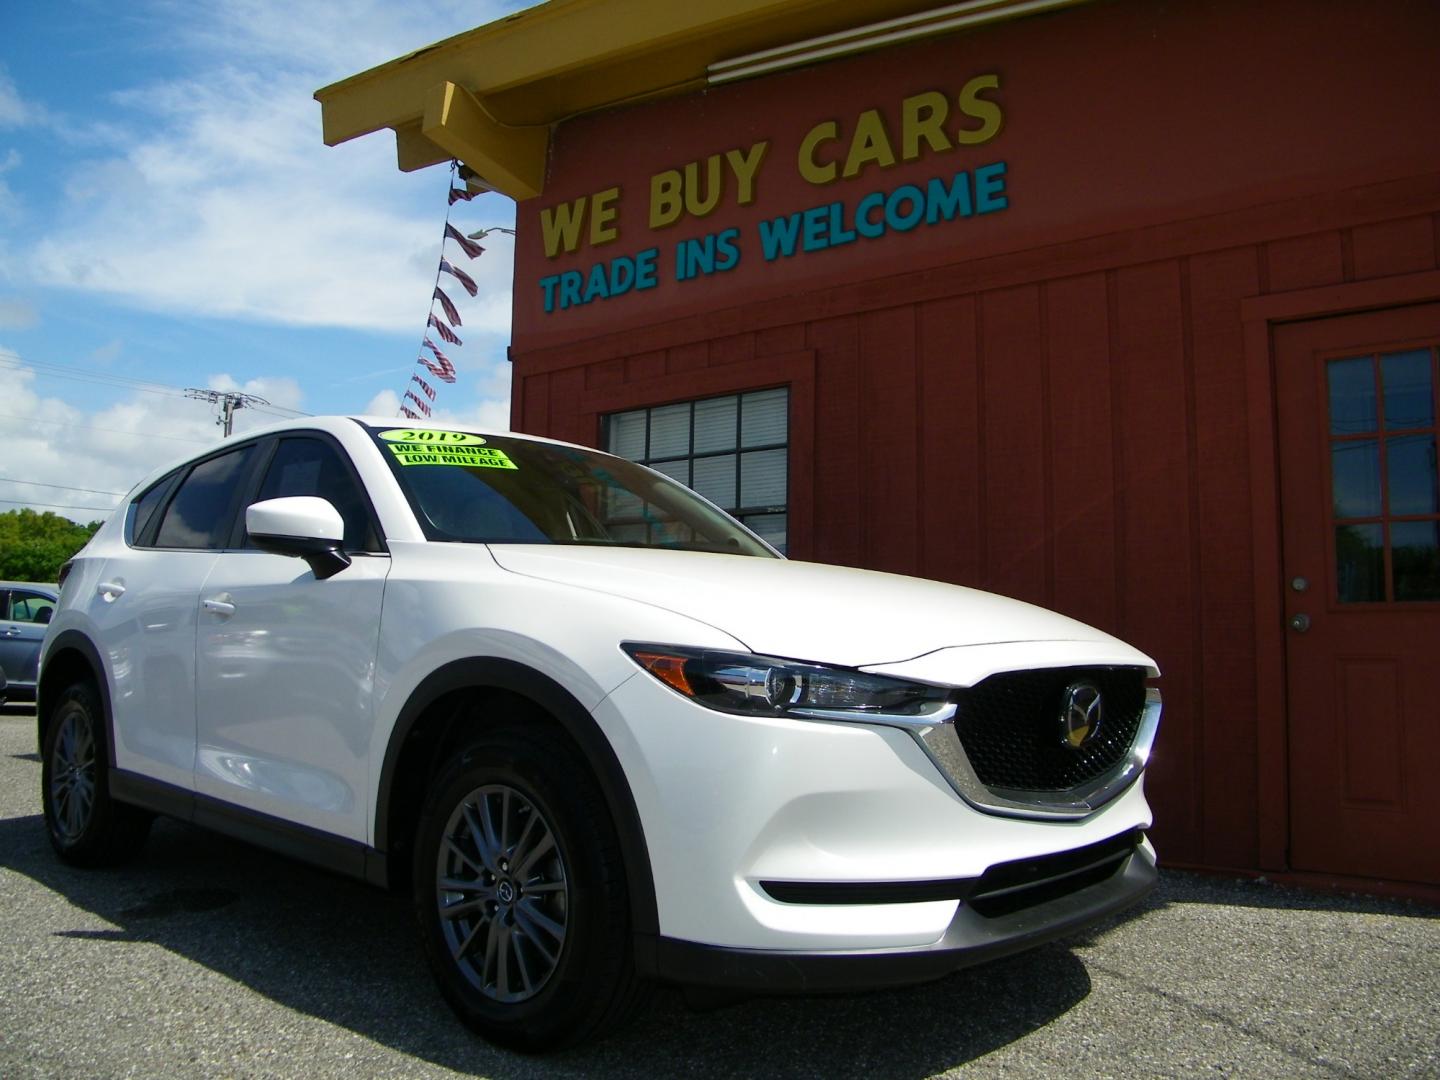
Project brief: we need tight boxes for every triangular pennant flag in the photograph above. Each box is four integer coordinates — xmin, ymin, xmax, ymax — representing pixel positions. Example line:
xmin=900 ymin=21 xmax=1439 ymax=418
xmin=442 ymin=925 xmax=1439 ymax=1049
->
xmin=418 ymin=357 xmax=457 ymax=384
xmin=439 ymin=258 xmax=479 ymax=298
xmin=427 ymin=313 xmax=462 ymax=346
xmin=422 ymin=337 xmax=452 ymax=366
xmin=445 ymin=223 xmax=485 ymax=259
xmin=432 ymin=287 xmax=462 ymax=326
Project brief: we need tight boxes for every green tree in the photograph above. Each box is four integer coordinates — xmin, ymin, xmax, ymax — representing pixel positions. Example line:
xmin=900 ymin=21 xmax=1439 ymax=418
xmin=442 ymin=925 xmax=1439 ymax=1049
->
xmin=0 ymin=509 xmax=103 ymax=582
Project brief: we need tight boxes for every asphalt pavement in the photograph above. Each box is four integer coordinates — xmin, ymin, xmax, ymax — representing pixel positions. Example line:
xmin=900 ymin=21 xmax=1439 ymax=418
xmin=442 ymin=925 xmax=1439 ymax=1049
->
xmin=2 ymin=707 xmax=1436 ymax=1079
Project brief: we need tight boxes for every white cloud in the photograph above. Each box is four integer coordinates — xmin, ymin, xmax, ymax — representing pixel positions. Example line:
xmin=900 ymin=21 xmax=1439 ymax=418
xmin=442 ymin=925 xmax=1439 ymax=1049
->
xmin=0 ymin=68 xmax=50 ymax=129
xmin=0 ymin=297 xmax=38 ymax=329
xmin=19 ymin=3 xmax=522 ymax=333
xmin=0 ymin=353 xmax=229 ymax=522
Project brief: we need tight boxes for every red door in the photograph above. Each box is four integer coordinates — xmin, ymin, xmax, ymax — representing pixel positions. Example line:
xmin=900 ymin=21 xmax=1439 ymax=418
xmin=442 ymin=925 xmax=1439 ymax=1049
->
xmin=1276 ymin=304 xmax=1440 ymax=886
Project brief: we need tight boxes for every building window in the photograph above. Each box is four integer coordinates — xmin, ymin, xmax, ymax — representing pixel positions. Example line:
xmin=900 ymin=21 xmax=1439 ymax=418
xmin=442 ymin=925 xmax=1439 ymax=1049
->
xmin=603 ymin=387 xmax=788 ymax=552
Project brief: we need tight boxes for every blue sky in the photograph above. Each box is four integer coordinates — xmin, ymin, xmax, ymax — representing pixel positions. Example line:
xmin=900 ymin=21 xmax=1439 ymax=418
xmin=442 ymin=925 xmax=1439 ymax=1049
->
xmin=0 ymin=0 xmax=528 ymax=522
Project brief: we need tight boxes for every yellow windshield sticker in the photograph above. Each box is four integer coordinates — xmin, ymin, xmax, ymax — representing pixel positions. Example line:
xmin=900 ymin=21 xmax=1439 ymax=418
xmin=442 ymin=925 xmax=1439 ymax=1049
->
xmin=378 ymin=428 xmax=485 ymax=446
xmin=385 ymin=441 xmax=517 ymax=469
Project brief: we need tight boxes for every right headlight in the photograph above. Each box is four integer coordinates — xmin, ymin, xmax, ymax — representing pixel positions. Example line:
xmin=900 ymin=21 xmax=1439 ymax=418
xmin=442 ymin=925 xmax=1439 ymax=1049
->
xmin=621 ymin=643 xmax=953 ymax=722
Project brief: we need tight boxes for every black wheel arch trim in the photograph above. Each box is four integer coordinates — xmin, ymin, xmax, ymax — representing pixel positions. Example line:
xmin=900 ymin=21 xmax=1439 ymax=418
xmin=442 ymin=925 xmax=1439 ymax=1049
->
xmin=37 ymin=630 xmax=115 ymax=763
xmin=377 ymin=656 xmax=659 ymax=937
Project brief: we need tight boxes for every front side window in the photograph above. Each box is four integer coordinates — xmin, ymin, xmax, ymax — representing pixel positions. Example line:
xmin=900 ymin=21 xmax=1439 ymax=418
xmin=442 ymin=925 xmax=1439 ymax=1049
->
xmin=153 ymin=445 xmax=256 ymax=550
xmin=367 ymin=426 xmax=776 ymax=557
xmin=603 ymin=388 xmax=789 ymax=553
xmin=250 ymin=436 xmax=380 ymax=553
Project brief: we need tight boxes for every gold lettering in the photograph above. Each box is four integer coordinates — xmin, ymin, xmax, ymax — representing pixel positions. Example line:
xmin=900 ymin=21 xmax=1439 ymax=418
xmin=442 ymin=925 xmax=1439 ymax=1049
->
xmin=589 ymin=187 xmax=620 ymax=245
xmin=649 ymin=170 xmax=683 ymax=228
xmin=539 ymin=196 xmax=588 ymax=258
xmin=726 ymin=141 xmax=769 ymax=205
xmin=901 ymin=91 xmax=951 ymax=160
xmin=955 ymin=73 xmax=1003 ymax=145
xmin=798 ymin=120 xmax=840 ymax=185
xmin=842 ymin=109 xmax=897 ymax=178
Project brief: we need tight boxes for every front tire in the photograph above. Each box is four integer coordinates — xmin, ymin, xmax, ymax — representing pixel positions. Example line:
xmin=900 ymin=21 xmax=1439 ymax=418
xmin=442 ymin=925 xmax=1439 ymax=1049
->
xmin=41 ymin=679 xmax=151 ymax=866
xmin=412 ymin=724 xmax=646 ymax=1051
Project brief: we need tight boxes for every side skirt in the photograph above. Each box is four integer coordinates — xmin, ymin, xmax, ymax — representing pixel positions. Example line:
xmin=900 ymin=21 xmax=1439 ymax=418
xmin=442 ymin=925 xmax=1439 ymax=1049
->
xmin=109 ymin=770 xmax=389 ymax=886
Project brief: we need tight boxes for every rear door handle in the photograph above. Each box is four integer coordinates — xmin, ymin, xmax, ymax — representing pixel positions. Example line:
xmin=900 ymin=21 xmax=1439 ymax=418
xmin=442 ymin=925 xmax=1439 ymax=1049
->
xmin=98 ymin=581 xmax=126 ymax=601
xmin=202 ymin=596 xmax=236 ymax=617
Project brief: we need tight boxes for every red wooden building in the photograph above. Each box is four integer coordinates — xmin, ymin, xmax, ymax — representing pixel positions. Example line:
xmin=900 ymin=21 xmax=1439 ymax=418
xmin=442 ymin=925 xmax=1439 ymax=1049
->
xmin=319 ymin=0 xmax=1440 ymax=895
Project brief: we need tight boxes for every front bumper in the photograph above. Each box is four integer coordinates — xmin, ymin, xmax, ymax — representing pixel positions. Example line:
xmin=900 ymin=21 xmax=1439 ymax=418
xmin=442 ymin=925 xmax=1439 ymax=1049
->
xmin=595 ymin=669 xmax=1156 ymax=953
xmin=640 ymin=831 xmax=1157 ymax=992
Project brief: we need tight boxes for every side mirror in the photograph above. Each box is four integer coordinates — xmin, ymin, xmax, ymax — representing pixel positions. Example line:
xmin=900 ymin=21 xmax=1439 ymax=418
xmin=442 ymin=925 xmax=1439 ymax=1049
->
xmin=246 ymin=496 xmax=352 ymax=580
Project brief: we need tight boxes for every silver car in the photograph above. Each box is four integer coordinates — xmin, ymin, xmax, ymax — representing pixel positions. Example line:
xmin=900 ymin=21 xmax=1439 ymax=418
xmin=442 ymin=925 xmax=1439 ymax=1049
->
xmin=1 ymin=582 xmax=59 ymax=701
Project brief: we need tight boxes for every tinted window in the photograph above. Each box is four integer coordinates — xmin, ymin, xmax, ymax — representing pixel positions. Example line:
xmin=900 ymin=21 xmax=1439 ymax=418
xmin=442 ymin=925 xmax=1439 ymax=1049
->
xmin=128 ymin=473 xmax=176 ymax=546
xmin=154 ymin=446 xmax=255 ymax=549
xmin=251 ymin=437 xmax=379 ymax=552
xmin=7 ymin=591 xmax=55 ymax=623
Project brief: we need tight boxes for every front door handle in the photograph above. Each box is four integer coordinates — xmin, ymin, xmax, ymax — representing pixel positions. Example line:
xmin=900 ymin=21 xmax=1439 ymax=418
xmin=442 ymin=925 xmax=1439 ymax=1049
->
xmin=202 ymin=596 xmax=236 ymax=617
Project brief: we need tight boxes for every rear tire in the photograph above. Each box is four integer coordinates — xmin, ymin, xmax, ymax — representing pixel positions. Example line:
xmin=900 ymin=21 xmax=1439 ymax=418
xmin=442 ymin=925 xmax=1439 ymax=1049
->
xmin=412 ymin=723 xmax=647 ymax=1051
xmin=41 ymin=679 xmax=151 ymax=866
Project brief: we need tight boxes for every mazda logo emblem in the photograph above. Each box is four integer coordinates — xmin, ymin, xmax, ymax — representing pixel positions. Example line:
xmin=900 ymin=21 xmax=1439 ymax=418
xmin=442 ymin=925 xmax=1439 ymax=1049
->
xmin=1060 ymin=682 xmax=1103 ymax=749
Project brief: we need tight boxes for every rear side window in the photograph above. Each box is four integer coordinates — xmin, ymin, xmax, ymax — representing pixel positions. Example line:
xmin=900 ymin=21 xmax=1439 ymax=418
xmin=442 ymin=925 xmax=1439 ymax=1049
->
xmin=127 ymin=473 xmax=177 ymax=545
xmin=249 ymin=436 xmax=381 ymax=552
xmin=154 ymin=445 xmax=256 ymax=549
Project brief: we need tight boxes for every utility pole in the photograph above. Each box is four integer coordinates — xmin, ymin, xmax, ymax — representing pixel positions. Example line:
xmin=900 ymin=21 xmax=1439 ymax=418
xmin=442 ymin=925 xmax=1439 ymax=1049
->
xmin=185 ymin=389 xmax=271 ymax=437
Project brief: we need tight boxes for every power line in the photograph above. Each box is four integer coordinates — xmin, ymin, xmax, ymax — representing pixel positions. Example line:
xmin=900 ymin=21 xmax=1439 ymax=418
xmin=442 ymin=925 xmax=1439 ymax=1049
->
xmin=0 ymin=497 xmax=117 ymax=514
xmin=0 ymin=353 xmax=190 ymax=400
xmin=0 ymin=476 xmax=128 ymax=497
xmin=0 ymin=354 xmax=309 ymax=419
xmin=0 ymin=409 xmax=213 ymax=444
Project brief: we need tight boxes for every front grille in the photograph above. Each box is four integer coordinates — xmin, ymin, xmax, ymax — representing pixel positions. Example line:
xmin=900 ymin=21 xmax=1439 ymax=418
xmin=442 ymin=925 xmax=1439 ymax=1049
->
xmin=953 ymin=666 xmax=1147 ymax=793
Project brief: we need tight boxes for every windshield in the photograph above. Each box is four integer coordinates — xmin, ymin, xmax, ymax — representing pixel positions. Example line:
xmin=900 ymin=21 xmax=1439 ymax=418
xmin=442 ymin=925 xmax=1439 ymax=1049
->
xmin=367 ymin=425 xmax=779 ymax=557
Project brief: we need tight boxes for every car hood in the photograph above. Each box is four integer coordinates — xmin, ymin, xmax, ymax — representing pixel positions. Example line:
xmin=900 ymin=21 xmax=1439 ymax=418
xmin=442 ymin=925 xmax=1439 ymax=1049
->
xmin=487 ymin=546 xmax=1148 ymax=674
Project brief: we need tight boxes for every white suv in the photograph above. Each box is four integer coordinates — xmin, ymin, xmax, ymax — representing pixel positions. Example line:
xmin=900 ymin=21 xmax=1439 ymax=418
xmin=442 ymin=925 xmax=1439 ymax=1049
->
xmin=39 ymin=417 xmax=1160 ymax=1050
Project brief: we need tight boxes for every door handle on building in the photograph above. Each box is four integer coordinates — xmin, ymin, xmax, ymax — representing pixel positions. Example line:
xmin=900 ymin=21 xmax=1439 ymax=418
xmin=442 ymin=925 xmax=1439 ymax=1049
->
xmin=1289 ymin=613 xmax=1311 ymax=633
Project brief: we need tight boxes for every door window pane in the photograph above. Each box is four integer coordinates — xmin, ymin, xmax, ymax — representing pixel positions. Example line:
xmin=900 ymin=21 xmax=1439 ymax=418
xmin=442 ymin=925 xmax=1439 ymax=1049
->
xmin=1386 ymin=434 xmax=1438 ymax=516
xmin=155 ymin=446 xmax=255 ymax=549
xmin=1331 ymin=440 xmax=1381 ymax=518
xmin=1327 ymin=356 xmax=1377 ymax=435
xmin=253 ymin=437 xmax=378 ymax=552
xmin=1393 ymin=521 xmax=1440 ymax=604
xmin=1381 ymin=349 xmax=1434 ymax=430
xmin=1391 ymin=521 xmax=1440 ymax=601
xmin=1335 ymin=524 xmax=1384 ymax=603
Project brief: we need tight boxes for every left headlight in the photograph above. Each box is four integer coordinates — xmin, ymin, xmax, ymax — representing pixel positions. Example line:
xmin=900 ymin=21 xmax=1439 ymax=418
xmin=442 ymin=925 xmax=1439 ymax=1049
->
xmin=621 ymin=643 xmax=952 ymax=722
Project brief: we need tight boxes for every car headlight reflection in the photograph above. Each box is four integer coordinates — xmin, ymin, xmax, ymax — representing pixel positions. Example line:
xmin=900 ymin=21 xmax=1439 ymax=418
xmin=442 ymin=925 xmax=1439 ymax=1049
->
xmin=622 ymin=644 xmax=951 ymax=721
